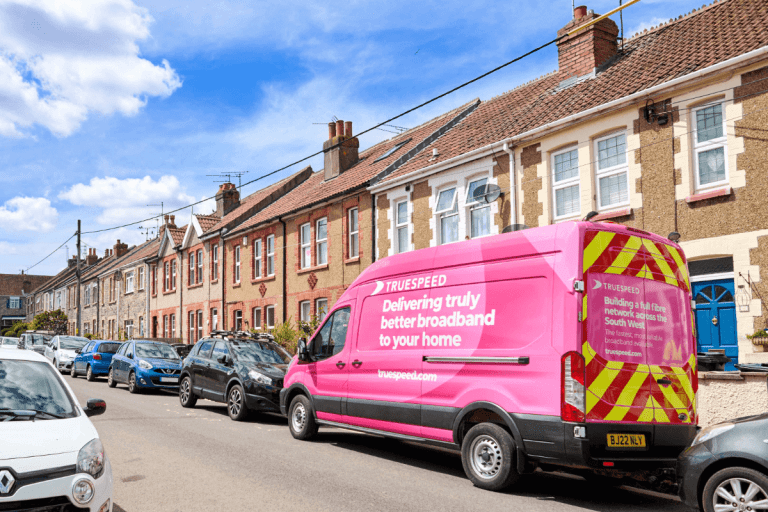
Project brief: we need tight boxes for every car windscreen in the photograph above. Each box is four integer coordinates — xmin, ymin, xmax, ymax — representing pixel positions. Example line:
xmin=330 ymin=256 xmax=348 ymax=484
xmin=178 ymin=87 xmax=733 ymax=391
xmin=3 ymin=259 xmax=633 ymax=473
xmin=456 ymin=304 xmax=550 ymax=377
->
xmin=97 ymin=343 xmax=122 ymax=354
xmin=1 ymin=338 xmax=16 ymax=346
xmin=0 ymin=360 xmax=78 ymax=418
xmin=59 ymin=337 xmax=89 ymax=350
xmin=135 ymin=343 xmax=180 ymax=360
xmin=30 ymin=335 xmax=50 ymax=346
xmin=231 ymin=341 xmax=291 ymax=364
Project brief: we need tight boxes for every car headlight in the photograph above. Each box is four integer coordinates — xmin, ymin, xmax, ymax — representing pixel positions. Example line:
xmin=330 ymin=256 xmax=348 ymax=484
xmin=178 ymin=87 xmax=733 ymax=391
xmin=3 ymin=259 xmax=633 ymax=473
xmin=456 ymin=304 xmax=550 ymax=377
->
xmin=77 ymin=438 xmax=105 ymax=479
xmin=138 ymin=360 xmax=153 ymax=370
xmin=248 ymin=370 xmax=273 ymax=385
xmin=691 ymin=422 xmax=735 ymax=446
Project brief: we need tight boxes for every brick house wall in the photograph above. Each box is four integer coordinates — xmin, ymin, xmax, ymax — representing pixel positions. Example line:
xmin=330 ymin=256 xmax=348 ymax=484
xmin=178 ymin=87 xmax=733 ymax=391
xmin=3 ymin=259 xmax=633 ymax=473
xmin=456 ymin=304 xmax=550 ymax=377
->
xmin=148 ymin=237 xmax=181 ymax=341
xmin=180 ymin=226 xmax=222 ymax=343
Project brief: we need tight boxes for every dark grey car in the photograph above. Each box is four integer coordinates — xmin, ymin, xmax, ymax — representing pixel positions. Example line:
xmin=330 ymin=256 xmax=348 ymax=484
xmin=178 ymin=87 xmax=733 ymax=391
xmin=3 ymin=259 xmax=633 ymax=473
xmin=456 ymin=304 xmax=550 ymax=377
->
xmin=678 ymin=413 xmax=768 ymax=511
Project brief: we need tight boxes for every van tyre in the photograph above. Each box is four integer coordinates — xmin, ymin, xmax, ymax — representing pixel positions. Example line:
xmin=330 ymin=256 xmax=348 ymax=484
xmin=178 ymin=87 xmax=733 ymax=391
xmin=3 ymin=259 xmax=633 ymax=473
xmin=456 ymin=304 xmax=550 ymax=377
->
xmin=227 ymin=384 xmax=248 ymax=421
xmin=86 ymin=365 xmax=95 ymax=382
xmin=179 ymin=377 xmax=197 ymax=408
xmin=461 ymin=423 xmax=520 ymax=491
xmin=107 ymin=368 xmax=117 ymax=388
xmin=288 ymin=395 xmax=318 ymax=440
xmin=702 ymin=467 xmax=768 ymax=512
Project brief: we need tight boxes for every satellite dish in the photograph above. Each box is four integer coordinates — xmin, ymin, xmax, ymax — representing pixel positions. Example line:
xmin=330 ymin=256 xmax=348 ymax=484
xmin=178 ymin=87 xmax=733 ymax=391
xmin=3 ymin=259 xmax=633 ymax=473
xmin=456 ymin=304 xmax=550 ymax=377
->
xmin=472 ymin=184 xmax=502 ymax=204
xmin=502 ymin=224 xmax=529 ymax=233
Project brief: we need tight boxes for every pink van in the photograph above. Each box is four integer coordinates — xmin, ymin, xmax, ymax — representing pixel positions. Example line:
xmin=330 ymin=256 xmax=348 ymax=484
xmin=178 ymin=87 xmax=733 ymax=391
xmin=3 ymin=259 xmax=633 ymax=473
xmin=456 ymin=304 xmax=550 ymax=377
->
xmin=279 ymin=221 xmax=697 ymax=491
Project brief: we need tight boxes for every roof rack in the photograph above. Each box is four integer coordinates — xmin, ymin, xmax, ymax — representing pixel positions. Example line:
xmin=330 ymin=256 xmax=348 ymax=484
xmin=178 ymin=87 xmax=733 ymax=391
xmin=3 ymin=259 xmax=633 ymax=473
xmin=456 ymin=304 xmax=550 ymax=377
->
xmin=208 ymin=330 xmax=275 ymax=341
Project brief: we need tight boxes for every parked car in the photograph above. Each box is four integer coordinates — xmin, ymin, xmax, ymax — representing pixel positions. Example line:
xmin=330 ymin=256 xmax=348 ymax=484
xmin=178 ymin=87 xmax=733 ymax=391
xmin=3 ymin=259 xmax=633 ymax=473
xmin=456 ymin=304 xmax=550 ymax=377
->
xmin=179 ymin=332 xmax=289 ymax=421
xmin=0 ymin=349 xmax=112 ymax=511
xmin=44 ymin=335 xmax=89 ymax=373
xmin=71 ymin=340 xmax=124 ymax=381
xmin=108 ymin=341 xmax=182 ymax=393
xmin=678 ymin=413 xmax=768 ymax=512
xmin=19 ymin=331 xmax=54 ymax=355
xmin=0 ymin=337 xmax=18 ymax=349
xmin=280 ymin=222 xmax=698 ymax=491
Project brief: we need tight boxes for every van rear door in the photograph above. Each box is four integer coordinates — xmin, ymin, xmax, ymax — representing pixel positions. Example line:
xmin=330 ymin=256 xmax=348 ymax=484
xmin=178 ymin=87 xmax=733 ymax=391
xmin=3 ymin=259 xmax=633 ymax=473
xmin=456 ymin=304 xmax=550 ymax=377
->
xmin=582 ymin=230 xmax=695 ymax=426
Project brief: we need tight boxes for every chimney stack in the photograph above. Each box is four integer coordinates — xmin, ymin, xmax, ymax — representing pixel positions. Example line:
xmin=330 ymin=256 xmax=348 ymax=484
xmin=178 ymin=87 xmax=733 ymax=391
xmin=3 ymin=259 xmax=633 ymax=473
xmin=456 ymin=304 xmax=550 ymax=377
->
xmin=169 ymin=215 xmax=175 ymax=226
xmin=323 ymin=118 xmax=359 ymax=181
xmin=164 ymin=214 xmax=169 ymax=225
xmin=215 ymin=183 xmax=241 ymax=217
xmin=86 ymin=248 xmax=98 ymax=266
xmin=114 ymin=240 xmax=128 ymax=258
xmin=556 ymin=5 xmax=619 ymax=81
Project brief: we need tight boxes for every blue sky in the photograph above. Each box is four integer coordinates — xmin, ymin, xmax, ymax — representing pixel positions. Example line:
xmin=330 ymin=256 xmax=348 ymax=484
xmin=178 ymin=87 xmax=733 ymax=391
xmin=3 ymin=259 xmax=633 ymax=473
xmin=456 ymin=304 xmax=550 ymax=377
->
xmin=0 ymin=0 xmax=710 ymax=275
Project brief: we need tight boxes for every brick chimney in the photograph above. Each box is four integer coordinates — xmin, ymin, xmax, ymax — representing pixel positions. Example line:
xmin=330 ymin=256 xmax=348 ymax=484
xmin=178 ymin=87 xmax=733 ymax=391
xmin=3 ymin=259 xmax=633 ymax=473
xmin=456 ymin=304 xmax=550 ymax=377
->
xmin=215 ymin=183 xmax=240 ymax=217
xmin=557 ymin=6 xmax=619 ymax=80
xmin=86 ymin=248 xmax=98 ymax=266
xmin=323 ymin=119 xmax=359 ymax=181
xmin=68 ymin=255 xmax=78 ymax=268
xmin=114 ymin=240 xmax=128 ymax=258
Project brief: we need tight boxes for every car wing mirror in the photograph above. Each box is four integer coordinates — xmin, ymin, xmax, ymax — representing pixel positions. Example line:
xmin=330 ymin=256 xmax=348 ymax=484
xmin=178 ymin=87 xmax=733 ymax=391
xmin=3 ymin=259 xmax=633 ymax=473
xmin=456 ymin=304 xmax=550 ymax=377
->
xmin=217 ymin=355 xmax=231 ymax=365
xmin=84 ymin=398 xmax=106 ymax=417
xmin=297 ymin=338 xmax=310 ymax=362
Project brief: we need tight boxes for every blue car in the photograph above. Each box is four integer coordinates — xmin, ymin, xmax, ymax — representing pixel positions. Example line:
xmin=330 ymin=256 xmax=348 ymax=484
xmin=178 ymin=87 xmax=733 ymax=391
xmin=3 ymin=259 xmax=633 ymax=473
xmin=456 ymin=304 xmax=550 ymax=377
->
xmin=108 ymin=340 xmax=182 ymax=393
xmin=70 ymin=339 xmax=123 ymax=381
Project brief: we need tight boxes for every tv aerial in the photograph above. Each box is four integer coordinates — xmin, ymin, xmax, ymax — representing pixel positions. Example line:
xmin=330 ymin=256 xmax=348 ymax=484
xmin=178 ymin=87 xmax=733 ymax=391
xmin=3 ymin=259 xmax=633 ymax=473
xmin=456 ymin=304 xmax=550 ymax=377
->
xmin=472 ymin=183 xmax=502 ymax=204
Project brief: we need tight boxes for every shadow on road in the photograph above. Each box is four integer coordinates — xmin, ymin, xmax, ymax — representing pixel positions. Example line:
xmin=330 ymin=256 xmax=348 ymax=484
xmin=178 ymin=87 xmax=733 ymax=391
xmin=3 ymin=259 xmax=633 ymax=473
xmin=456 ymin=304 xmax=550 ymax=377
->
xmin=314 ymin=432 xmax=683 ymax=511
xmin=191 ymin=403 xmax=288 ymax=425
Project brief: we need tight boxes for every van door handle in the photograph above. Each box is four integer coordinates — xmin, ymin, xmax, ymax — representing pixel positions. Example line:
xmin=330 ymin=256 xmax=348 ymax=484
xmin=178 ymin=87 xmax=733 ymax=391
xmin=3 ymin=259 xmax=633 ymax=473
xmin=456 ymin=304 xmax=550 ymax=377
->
xmin=351 ymin=360 xmax=363 ymax=368
xmin=335 ymin=361 xmax=346 ymax=369
xmin=657 ymin=378 xmax=672 ymax=386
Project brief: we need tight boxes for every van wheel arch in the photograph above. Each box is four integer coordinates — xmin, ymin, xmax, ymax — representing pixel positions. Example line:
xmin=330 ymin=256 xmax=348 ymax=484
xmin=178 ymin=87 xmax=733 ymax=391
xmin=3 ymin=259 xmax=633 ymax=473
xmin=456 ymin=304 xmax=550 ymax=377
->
xmin=284 ymin=384 xmax=314 ymax=417
xmin=453 ymin=402 xmax=527 ymax=473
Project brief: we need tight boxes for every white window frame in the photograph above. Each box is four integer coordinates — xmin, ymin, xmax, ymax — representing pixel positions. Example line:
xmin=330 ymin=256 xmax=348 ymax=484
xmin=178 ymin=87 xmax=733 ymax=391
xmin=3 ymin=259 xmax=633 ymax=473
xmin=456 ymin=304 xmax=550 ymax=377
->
xmin=211 ymin=308 xmax=218 ymax=331
xmin=125 ymin=271 xmax=135 ymax=294
xmin=197 ymin=249 xmax=203 ymax=284
xmin=316 ymin=217 xmax=328 ymax=265
xmin=348 ymin=208 xmax=359 ymax=258
xmin=266 ymin=305 xmax=275 ymax=329
xmin=594 ymin=132 xmax=630 ymax=211
xmin=197 ymin=310 xmax=203 ymax=340
xmin=254 ymin=238 xmax=262 ymax=279
xmin=693 ymin=102 xmax=729 ymax=190
xmin=139 ymin=316 xmax=144 ymax=337
xmin=551 ymin=146 xmax=581 ymax=221
xmin=435 ymin=186 xmax=459 ymax=245
xmin=266 ymin=235 xmax=275 ymax=276
xmin=395 ymin=200 xmax=409 ymax=254
xmin=315 ymin=298 xmax=328 ymax=322
xmin=466 ymin=177 xmax=492 ymax=239
xmin=253 ymin=307 xmax=262 ymax=330
xmin=171 ymin=260 xmax=177 ymax=290
xmin=212 ymin=244 xmax=219 ymax=281
xmin=84 ymin=287 xmax=90 ymax=306
xmin=189 ymin=311 xmax=195 ymax=342
xmin=189 ymin=251 xmax=195 ymax=285
xmin=300 ymin=223 xmax=311 ymax=269
xmin=234 ymin=310 xmax=242 ymax=331
xmin=234 ymin=245 xmax=241 ymax=283
xmin=171 ymin=314 xmax=176 ymax=338
xmin=138 ymin=267 xmax=145 ymax=290
xmin=299 ymin=301 xmax=311 ymax=323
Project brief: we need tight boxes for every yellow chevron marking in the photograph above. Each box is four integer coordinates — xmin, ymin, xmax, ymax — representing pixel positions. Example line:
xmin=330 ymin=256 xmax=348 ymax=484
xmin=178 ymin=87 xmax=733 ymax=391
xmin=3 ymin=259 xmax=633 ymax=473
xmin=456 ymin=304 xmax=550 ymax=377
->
xmin=583 ymin=295 xmax=588 ymax=322
xmin=636 ymin=264 xmax=655 ymax=280
xmin=583 ymin=231 xmax=616 ymax=273
xmin=583 ymin=340 xmax=595 ymax=366
xmin=586 ymin=365 xmax=622 ymax=412
xmin=604 ymin=405 xmax=630 ymax=422
xmin=642 ymin=239 xmax=679 ymax=286
xmin=606 ymin=360 xmax=624 ymax=370
xmin=667 ymin=246 xmax=690 ymax=288
xmin=637 ymin=397 xmax=655 ymax=423
xmin=653 ymin=397 xmax=671 ymax=423
xmin=587 ymin=391 xmax=601 ymax=414
xmin=615 ymin=370 xmax=648 ymax=407
xmin=672 ymin=367 xmax=694 ymax=403
xmin=605 ymin=236 xmax=643 ymax=274
xmin=635 ymin=364 xmax=650 ymax=374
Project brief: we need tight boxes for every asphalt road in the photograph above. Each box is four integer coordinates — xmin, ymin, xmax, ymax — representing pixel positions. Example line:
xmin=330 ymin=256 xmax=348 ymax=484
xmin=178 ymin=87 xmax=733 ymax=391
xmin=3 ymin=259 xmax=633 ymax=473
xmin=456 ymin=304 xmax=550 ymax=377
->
xmin=66 ymin=375 xmax=691 ymax=512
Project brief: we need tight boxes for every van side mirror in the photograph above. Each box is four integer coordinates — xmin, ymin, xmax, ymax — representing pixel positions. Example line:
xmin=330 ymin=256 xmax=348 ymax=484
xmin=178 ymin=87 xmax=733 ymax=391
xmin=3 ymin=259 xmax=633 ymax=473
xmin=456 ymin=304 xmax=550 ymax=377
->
xmin=297 ymin=338 xmax=310 ymax=362
xmin=84 ymin=398 xmax=106 ymax=417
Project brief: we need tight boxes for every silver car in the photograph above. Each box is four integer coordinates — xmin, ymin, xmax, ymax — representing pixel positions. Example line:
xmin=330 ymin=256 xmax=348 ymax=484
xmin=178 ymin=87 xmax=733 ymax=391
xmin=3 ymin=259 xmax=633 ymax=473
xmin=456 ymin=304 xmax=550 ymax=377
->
xmin=44 ymin=335 xmax=90 ymax=373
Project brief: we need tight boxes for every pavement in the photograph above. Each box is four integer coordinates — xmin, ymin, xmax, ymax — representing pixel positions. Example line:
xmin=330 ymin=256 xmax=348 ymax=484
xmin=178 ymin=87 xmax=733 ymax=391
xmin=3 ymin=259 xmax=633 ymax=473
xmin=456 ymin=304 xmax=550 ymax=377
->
xmin=66 ymin=375 xmax=691 ymax=512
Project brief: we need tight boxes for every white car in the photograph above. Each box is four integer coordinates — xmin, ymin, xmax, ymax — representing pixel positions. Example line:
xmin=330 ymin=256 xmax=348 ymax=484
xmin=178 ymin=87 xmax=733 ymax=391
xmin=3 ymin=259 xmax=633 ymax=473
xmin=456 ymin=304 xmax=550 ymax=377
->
xmin=0 ymin=349 xmax=113 ymax=511
xmin=0 ymin=337 xmax=18 ymax=349
xmin=44 ymin=335 xmax=90 ymax=373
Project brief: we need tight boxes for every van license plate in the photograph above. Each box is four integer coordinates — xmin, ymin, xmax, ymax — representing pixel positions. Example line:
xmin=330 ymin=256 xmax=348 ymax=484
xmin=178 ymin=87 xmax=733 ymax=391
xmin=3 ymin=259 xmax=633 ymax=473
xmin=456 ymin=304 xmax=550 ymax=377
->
xmin=160 ymin=377 xmax=178 ymax=383
xmin=606 ymin=434 xmax=646 ymax=449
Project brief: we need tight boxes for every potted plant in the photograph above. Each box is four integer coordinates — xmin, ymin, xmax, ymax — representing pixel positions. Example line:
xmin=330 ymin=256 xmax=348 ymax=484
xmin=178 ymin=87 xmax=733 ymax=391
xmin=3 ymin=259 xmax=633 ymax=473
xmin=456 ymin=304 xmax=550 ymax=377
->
xmin=746 ymin=329 xmax=768 ymax=352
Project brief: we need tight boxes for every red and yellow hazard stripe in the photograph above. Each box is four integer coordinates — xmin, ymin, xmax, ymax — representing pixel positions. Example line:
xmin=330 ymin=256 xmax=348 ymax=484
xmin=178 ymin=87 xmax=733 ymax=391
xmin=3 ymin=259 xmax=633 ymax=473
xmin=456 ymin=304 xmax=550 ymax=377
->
xmin=582 ymin=229 xmax=696 ymax=425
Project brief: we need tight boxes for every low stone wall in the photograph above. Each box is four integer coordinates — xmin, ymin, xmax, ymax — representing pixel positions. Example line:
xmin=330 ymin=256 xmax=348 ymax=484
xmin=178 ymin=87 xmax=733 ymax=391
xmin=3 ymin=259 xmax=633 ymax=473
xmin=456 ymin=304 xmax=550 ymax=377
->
xmin=698 ymin=372 xmax=768 ymax=427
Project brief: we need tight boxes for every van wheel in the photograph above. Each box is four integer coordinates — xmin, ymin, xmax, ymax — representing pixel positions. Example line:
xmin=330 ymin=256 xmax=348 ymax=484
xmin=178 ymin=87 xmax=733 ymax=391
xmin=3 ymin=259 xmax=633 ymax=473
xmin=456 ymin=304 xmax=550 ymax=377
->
xmin=288 ymin=395 xmax=318 ymax=440
xmin=461 ymin=423 xmax=520 ymax=491
xmin=179 ymin=377 xmax=197 ymax=408
xmin=107 ymin=368 xmax=117 ymax=388
xmin=86 ymin=365 xmax=95 ymax=382
xmin=702 ymin=467 xmax=768 ymax=512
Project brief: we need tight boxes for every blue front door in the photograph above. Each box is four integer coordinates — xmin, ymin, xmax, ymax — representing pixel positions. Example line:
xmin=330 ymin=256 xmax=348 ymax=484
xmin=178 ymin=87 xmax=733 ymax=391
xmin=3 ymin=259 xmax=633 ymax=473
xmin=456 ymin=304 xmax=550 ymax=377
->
xmin=693 ymin=278 xmax=738 ymax=370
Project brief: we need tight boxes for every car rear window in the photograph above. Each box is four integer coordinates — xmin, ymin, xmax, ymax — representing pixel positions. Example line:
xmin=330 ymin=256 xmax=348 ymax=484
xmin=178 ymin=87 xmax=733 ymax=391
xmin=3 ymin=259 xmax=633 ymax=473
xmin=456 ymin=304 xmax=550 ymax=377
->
xmin=97 ymin=343 xmax=121 ymax=354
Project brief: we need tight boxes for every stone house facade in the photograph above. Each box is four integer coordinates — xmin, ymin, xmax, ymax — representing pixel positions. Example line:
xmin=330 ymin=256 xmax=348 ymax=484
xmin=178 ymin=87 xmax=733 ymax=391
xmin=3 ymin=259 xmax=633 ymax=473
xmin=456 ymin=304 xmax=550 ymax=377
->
xmin=79 ymin=249 xmax=111 ymax=337
xmin=148 ymin=217 xmax=186 ymax=341
xmin=371 ymin=0 xmax=768 ymax=367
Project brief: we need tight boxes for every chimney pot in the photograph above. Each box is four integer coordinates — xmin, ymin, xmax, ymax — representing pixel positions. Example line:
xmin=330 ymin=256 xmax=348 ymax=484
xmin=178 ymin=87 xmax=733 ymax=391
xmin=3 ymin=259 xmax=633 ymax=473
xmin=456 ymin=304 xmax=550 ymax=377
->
xmin=328 ymin=122 xmax=336 ymax=139
xmin=345 ymin=121 xmax=353 ymax=137
xmin=336 ymin=120 xmax=345 ymax=138
xmin=574 ymin=5 xmax=587 ymax=18
xmin=170 ymin=215 xmax=175 ymax=226
xmin=323 ymin=118 xmax=359 ymax=180
xmin=164 ymin=214 xmax=169 ymax=224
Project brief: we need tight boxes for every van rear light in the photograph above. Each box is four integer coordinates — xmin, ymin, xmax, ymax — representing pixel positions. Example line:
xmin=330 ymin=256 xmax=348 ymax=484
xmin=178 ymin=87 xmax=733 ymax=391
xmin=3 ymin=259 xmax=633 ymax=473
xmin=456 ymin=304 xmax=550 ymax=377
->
xmin=93 ymin=354 xmax=102 ymax=360
xmin=561 ymin=351 xmax=586 ymax=423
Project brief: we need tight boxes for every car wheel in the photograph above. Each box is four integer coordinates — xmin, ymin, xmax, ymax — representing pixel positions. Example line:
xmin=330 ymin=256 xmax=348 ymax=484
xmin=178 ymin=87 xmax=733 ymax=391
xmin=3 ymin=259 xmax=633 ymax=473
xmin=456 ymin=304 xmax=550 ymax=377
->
xmin=86 ymin=365 xmax=95 ymax=382
xmin=70 ymin=364 xmax=77 ymax=378
xmin=179 ymin=377 xmax=197 ymax=408
xmin=461 ymin=423 xmax=520 ymax=491
xmin=128 ymin=372 xmax=140 ymax=394
xmin=227 ymin=384 xmax=248 ymax=421
xmin=288 ymin=395 xmax=318 ymax=440
xmin=702 ymin=466 xmax=768 ymax=512
xmin=107 ymin=368 xmax=117 ymax=388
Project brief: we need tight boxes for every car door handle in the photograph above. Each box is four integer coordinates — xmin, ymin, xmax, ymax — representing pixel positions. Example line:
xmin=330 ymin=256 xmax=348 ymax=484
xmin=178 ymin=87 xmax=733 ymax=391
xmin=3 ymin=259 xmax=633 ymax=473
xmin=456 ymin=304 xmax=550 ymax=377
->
xmin=335 ymin=361 xmax=346 ymax=369
xmin=351 ymin=360 xmax=362 ymax=368
xmin=657 ymin=378 xmax=673 ymax=386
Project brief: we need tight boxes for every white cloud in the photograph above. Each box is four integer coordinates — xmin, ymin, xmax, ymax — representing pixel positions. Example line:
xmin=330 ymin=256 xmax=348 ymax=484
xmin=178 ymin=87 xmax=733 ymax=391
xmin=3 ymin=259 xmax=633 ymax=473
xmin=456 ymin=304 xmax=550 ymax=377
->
xmin=0 ymin=196 xmax=57 ymax=231
xmin=628 ymin=17 xmax=667 ymax=37
xmin=59 ymin=175 xmax=196 ymax=225
xmin=0 ymin=0 xmax=182 ymax=137
xmin=0 ymin=241 xmax=18 ymax=255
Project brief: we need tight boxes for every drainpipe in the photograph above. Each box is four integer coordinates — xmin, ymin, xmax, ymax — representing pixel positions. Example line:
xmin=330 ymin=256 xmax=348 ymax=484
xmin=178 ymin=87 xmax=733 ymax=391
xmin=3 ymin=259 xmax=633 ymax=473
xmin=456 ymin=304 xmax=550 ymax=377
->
xmin=178 ymin=250 xmax=183 ymax=343
xmin=279 ymin=218 xmax=287 ymax=323
xmin=220 ymin=228 xmax=228 ymax=330
xmin=502 ymin=143 xmax=517 ymax=226
xmin=371 ymin=194 xmax=377 ymax=263
xmin=145 ymin=262 xmax=150 ymax=339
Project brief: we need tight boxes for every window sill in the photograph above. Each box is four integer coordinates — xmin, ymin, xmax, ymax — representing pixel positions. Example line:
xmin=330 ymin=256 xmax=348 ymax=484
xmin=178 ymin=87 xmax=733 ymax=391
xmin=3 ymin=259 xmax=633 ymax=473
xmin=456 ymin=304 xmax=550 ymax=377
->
xmin=686 ymin=186 xmax=732 ymax=204
xmin=211 ymin=279 xmax=219 ymax=285
xmin=344 ymin=256 xmax=360 ymax=265
xmin=125 ymin=291 xmax=134 ymax=296
xmin=162 ymin=290 xmax=177 ymax=295
xmin=297 ymin=264 xmax=329 ymax=275
xmin=187 ymin=283 xmax=204 ymax=290
xmin=233 ymin=283 xmax=242 ymax=288
xmin=593 ymin=207 xmax=632 ymax=221
xmin=251 ymin=275 xmax=276 ymax=284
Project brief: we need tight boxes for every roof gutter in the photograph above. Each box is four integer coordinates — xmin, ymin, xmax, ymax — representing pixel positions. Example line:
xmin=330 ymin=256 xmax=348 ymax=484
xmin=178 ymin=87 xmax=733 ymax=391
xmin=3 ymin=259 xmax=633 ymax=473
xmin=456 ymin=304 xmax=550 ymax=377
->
xmin=369 ymin=44 xmax=768 ymax=193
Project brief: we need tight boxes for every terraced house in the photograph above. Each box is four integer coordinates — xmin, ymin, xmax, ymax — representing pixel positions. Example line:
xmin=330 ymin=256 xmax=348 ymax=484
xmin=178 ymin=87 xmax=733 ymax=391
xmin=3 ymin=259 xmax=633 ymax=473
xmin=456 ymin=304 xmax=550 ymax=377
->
xmin=148 ymin=216 xmax=187 ymax=341
xmin=371 ymin=0 xmax=768 ymax=368
xmin=0 ymin=273 xmax=51 ymax=334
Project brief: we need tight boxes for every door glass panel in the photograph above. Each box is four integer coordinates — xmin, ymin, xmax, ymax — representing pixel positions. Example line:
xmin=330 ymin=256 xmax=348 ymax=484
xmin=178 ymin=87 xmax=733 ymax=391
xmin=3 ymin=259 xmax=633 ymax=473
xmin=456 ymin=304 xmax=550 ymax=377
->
xmin=212 ymin=342 xmax=229 ymax=360
xmin=719 ymin=291 xmax=734 ymax=303
xmin=329 ymin=308 xmax=350 ymax=356
xmin=695 ymin=293 xmax=710 ymax=304
xmin=714 ymin=285 xmax=732 ymax=302
xmin=312 ymin=316 xmax=334 ymax=360
xmin=198 ymin=341 xmax=213 ymax=359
